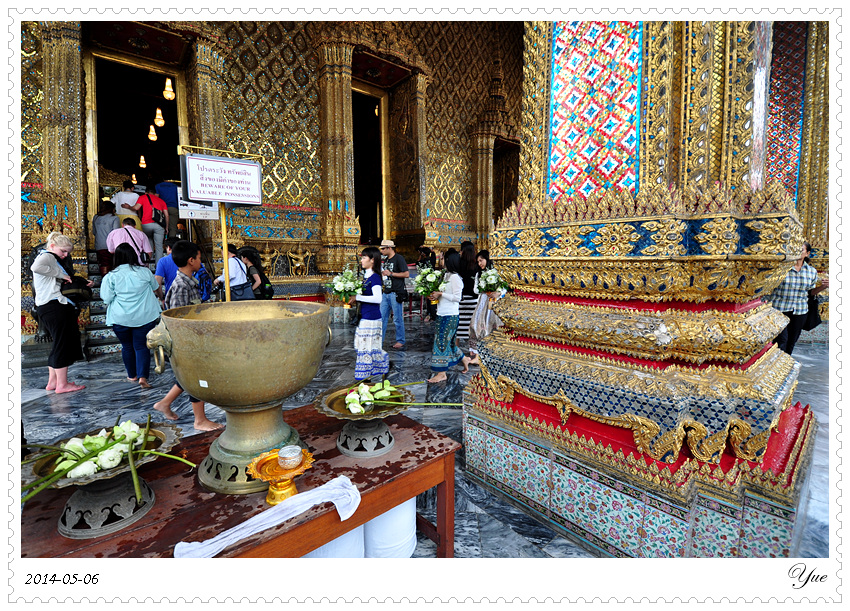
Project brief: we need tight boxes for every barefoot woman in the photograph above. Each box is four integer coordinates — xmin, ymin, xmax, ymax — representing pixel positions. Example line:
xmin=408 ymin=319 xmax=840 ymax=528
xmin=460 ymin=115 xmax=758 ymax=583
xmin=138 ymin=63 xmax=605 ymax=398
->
xmin=427 ymin=251 xmax=471 ymax=383
xmin=30 ymin=232 xmax=89 ymax=393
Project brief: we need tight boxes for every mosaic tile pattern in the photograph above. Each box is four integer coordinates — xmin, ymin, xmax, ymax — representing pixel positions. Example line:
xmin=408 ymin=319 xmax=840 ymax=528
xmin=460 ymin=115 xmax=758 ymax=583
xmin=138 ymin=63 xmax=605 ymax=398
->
xmin=548 ymin=21 xmax=642 ymax=200
xmin=640 ymin=492 xmax=691 ymax=558
xmin=691 ymin=495 xmax=743 ymax=557
xmin=739 ymin=494 xmax=796 ymax=558
xmin=766 ymin=22 xmax=808 ymax=199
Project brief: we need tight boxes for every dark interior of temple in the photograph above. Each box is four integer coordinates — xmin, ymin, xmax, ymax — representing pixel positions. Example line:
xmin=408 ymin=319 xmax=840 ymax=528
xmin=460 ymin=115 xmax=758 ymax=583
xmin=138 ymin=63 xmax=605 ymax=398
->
xmin=94 ymin=57 xmax=180 ymax=186
xmin=352 ymin=90 xmax=383 ymax=245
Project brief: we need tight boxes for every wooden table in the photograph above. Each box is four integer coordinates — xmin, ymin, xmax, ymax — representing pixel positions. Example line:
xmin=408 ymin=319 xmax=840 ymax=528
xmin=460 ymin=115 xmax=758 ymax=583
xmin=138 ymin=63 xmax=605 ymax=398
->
xmin=21 ymin=406 xmax=461 ymax=558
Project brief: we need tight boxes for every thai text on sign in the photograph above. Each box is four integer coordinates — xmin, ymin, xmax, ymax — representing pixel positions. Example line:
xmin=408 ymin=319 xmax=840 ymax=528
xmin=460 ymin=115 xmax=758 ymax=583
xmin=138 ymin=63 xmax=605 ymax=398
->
xmin=184 ymin=154 xmax=263 ymax=205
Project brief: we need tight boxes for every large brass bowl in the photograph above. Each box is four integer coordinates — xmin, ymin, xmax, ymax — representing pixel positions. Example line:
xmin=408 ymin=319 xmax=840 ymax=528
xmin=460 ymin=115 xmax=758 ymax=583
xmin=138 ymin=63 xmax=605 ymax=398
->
xmin=154 ymin=300 xmax=329 ymax=407
xmin=147 ymin=300 xmax=330 ymax=494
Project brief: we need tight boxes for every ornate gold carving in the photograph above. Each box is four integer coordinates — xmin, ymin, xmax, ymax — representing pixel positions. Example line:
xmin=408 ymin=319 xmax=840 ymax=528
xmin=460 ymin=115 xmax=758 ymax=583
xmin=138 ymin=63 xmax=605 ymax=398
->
xmin=744 ymin=217 xmax=796 ymax=256
xmin=516 ymin=21 xmax=552 ymax=212
xmin=694 ymin=217 xmax=739 ymax=256
xmin=287 ymin=245 xmax=313 ymax=276
xmin=797 ymin=22 xmax=830 ymax=251
xmin=491 ymin=296 xmax=787 ymax=364
xmin=548 ymin=227 xmax=592 ymax=257
xmin=513 ymin=227 xmax=546 ymax=257
xmin=589 ymin=223 xmax=642 ymax=256
xmin=640 ymin=22 xmax=682 ymax=189
xmin=640 ymin=219 xmax=687 ymax=256
xmin=495 ymin=257 xmax=793 ymax=304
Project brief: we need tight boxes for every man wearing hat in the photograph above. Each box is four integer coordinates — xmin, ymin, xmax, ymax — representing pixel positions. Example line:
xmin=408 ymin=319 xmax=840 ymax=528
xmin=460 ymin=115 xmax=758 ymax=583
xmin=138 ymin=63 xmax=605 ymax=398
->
xmin=379 ymin=239 xmax=409 ymax=349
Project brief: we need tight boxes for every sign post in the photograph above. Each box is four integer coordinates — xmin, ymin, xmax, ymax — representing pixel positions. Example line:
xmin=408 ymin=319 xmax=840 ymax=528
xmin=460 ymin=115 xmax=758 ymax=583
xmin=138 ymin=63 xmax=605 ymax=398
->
xmin=178 ymin=147 xmax=264 ymax=301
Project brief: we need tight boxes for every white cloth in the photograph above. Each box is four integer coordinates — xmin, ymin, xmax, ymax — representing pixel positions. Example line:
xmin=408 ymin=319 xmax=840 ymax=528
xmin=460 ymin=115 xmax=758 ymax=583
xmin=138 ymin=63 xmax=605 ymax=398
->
xmin=173 ymin=475 xmax=361 ymax=558
xmin=112 ymin=190 xmax=140 ymax=219
xmin=436 ymin=272 xmax=462 ymax=316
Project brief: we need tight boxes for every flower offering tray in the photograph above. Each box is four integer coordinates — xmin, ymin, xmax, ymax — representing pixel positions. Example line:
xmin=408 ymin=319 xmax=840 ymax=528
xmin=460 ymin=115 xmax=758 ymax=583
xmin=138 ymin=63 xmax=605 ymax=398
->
xmin=22 ymin=422 xmax=181 ymax=540
xmin=314 ymin=386 xmax=414 ymax=458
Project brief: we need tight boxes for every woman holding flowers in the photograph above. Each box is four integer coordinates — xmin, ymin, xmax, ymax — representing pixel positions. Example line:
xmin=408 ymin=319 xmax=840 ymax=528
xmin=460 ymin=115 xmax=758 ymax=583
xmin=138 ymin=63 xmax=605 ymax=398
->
xmin=350 ymin=246 xmax=389 ymax=381
xmin=427 ymin=251 xmax=472 ymax=383
xmin=468 ymin=249 xmax=505 ymax=365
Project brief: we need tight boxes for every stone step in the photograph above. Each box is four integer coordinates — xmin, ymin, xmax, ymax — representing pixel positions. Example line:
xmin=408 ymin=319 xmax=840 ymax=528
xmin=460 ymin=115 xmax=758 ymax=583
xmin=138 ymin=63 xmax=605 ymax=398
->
xmin=86 ymin=324 xmax=117 ymax=342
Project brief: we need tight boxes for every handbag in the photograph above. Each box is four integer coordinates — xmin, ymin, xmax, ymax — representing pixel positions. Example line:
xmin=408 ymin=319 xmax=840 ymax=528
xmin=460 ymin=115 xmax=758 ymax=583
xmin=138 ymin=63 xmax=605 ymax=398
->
xmin=60 ymin=276 xmax=94 ymax=305
xmin=124 ymin=228 xmax=152 ymax=264
xmin=229 ymin=259 xmax=255 ymax=301
xmin=145 ymin=195 xmax=167 ymax=230
xmin=48 ymin=251 xmax=93 ymax=304
xmin=802 ymin=295 xmax=822 ymax=331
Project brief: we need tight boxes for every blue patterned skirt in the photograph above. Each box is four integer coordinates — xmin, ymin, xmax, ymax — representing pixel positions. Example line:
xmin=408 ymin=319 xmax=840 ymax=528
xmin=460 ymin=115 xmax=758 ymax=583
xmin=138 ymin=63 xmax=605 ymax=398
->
xmin=354 ymin=318 xmax=389 ymax=380
xmin=431 ymin=315 xmax=463 ymax=372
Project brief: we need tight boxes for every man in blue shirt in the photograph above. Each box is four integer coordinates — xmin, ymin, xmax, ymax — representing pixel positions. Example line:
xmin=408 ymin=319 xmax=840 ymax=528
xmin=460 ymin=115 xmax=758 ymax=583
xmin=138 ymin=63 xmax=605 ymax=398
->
xmin=156 ymin=179 xmax=180 ymax=237
xmin=155 ymin=237 xmax=180 ymax=301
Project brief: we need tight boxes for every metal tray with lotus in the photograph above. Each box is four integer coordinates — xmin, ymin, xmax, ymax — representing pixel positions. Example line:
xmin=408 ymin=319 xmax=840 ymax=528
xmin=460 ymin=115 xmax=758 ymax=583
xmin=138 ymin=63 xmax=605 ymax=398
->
xmin=22 ymin=422 xmax=182 ymax=540
xmin=314 ymin=384 xmax=414 ymax=458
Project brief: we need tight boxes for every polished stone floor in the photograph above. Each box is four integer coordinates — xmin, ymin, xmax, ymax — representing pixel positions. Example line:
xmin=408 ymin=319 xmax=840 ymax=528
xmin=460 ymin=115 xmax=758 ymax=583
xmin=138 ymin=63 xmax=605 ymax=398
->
xmin=19 ymin=314 xmax=830 ymax=558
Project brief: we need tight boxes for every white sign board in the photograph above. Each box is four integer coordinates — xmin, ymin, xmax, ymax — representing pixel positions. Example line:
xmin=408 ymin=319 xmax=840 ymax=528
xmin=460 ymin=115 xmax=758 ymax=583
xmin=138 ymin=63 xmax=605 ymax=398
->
xmin=178 ymin=196 xmax=219 ymax=220
xmin=184 ymin=154 xmax=263 ymax=205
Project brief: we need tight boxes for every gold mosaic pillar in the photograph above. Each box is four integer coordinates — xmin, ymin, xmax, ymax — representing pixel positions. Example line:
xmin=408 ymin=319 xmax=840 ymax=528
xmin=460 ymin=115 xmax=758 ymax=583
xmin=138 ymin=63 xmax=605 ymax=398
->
xmin=316 ymin=42 xmax=360 ymax=272
xmin=40 ymin=21 xmax=86 ymax=237
xmin=470 ymin=131 xmax=496 ymax=251
xmin=678 ymin=21 xmax=772 ymax=192
xmin=516 ymin=21 xmax=552 ymax=208
xmin=186 ymin=38 xmax=227 ymax=257
xmin=797 ymin=22 xmax=830 ymax=255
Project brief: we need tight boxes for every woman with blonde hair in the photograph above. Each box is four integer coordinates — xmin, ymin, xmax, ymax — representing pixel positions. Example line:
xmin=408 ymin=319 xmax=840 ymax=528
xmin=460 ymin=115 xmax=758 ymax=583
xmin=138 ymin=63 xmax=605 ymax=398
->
xmin=30 ymin=232 xmax=90 ymax=393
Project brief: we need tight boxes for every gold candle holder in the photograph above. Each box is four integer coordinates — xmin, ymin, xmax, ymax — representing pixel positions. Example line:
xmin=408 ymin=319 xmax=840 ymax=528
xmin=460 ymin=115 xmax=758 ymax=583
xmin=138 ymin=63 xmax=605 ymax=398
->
xmin=247 ymin=448 xmax=314 ymax=505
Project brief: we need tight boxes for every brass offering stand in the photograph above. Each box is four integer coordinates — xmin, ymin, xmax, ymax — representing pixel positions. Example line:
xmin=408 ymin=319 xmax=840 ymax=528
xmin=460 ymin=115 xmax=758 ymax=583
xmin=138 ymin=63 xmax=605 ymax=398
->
xmin=148 ymin=300 xmax=331 ymax=495
xmin=247 ymin=448 xmax=315 ymax=505
xmin=314 ymin=386 xmax=414 ymax=458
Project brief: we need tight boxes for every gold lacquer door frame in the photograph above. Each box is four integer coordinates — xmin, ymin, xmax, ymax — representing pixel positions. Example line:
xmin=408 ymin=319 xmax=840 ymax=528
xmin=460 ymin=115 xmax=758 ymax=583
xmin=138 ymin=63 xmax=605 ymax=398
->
xmin=351 ymin=80 xmax=390 ymax=239
xmin=83 ymin=49 xmax=190 ymax=242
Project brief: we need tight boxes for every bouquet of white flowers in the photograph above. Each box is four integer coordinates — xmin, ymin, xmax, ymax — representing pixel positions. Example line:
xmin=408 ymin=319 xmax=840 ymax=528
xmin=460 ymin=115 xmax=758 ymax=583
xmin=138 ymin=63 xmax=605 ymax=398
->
xmin=413 ymin=267 xmax=445 ymax=303
xmin=477 ymin=267 xmax=509 ymax=294
xmin=326 ymin=267 xmax=363 ymax=303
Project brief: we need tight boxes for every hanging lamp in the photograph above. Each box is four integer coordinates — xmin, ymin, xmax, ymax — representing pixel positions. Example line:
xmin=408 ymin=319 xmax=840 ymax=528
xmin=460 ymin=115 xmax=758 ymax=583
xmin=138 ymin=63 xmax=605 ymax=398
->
xmin=163 ymin=78 xmax=175 ymax=101
xmin=148 ymin=125 xmax=158 ymax=141
xmin=139 ymin=155 xmax=147 ymax=168
xmin=154 ymin=108 xmax=165 ymax=127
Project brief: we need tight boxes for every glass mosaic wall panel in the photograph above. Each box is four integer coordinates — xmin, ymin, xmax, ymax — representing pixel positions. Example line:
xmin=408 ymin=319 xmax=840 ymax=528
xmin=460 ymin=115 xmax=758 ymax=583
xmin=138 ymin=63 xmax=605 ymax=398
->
xmin=547 ymin=21 xmax=642 ymax=201
xmin=765 ymin=22 xmax=808 ymax=201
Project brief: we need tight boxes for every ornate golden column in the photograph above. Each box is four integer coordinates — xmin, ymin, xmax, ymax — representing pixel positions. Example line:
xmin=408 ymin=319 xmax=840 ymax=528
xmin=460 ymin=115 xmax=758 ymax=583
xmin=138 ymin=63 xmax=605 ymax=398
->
xmin=316 ymin=42 xmax=360 ymax=272
xmin=470 ymin=131 xmax=496 ymax=250
xmin=797 ymin=22 xmax=830 ymax=255
xmin=678 ymin=21 xmax=773 ymax=193
xmin=516 ymin=21 xmax=552 ymax=208
xmin=40 ymin=21 xmax=86 ymax=237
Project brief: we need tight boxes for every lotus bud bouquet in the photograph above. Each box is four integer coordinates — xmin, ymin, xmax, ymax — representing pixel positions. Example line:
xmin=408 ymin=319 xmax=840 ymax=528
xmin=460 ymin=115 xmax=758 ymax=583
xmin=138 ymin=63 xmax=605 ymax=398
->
xmin=477 ymin=268 xmax=509 ymax=295
xmin=413 ymin=268 xmax=445 ymax=303
xmin=326 ymin=267 xmax=363 ymax=303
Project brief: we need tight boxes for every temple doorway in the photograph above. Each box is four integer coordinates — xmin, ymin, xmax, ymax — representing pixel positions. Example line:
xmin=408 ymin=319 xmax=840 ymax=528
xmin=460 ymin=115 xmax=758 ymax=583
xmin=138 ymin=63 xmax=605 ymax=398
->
xmin=352 ymin=86 xmax=387 ymax=246
xmin=92 ymin=57 xmax=181 ymax=191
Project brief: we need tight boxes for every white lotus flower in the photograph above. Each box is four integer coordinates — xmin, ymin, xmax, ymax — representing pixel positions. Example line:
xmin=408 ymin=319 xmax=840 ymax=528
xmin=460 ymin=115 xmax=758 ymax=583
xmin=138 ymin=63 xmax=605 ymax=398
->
xmin=67 ymin=460 xmax=98 ymax=478
xmin=96 ymin=447 xmax=123 ymax=469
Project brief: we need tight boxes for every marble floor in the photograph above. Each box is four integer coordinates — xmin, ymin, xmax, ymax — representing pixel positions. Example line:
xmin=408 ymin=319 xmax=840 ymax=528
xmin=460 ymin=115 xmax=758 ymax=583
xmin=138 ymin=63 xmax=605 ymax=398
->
xmin=19 ymin=314 xmax=830 ymax=558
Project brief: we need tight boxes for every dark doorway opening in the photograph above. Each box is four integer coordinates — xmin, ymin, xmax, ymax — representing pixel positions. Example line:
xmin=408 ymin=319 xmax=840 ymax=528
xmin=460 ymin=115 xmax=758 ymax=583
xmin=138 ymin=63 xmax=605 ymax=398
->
xmin=95 ymin=58 xmax=180 ymax=187
xmin=352 ymin=90 xmax=383 ymax=246
xmin=493 ymin=138 xmax=521 ymax=225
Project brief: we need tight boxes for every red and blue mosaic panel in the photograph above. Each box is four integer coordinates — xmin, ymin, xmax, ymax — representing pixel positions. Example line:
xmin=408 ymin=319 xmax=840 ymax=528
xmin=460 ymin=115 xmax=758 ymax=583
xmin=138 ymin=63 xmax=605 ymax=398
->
xmin=548 ymin=21 xmax=642 ymax=202
xmin=765 ymin=22 xmax=808 ymax=199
